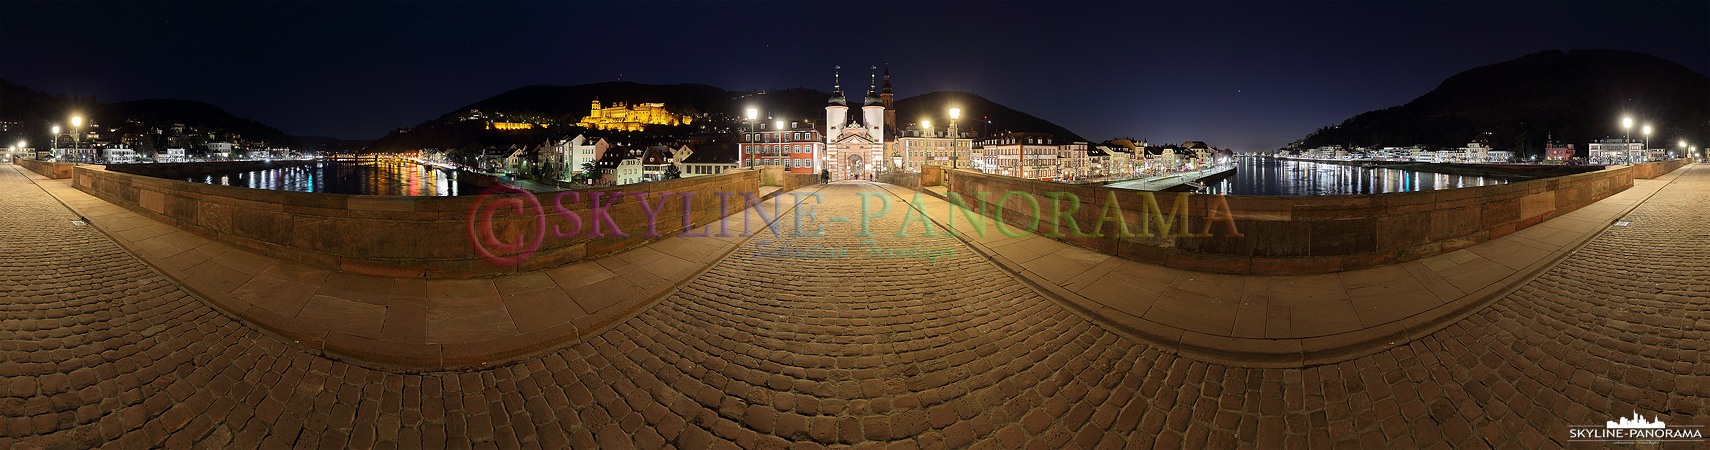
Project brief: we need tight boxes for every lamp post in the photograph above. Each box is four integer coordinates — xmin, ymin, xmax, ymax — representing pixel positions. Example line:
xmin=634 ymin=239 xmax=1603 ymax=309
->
xmin=71 ymin=116 xmax=83 ymax=163
xmin=774 ymin=120 xmax=786 ymax=170
xmin=50 ymin=125 xmax=59 ymax=160
xmin=1642 ymin=125 xmax=1652 ymax=163
xmin=949 ymin=108 xmax=961 ymax=169
xmin=1680 ymin=140 xmax=1687 ymax=160
xmin=744 ymin=108 xmax=757 ymax=167
xmin=1618 ymin=117 xmax=1632 ymax=164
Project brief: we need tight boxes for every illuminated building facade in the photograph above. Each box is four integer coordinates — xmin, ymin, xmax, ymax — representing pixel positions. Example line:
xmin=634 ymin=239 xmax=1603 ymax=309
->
xmin=824 ymin=66 xmax=887 ymax=181
xmin=487 ymin=122 xmax=538 ymax=131
xmin=539 ymin=134 xmax=610 ymax=180
xmin=1545 ymin=142 xmax=1574 ymax=161
xmin=896 ymin=127 xmax=973 ymax=172
xmin=742 ymin=123 xmax=825 ymax=174
xmin=577 ymin=100 xmax=692 ymax=131
xmin=973 ymin=132 xmax=1060 ymax=180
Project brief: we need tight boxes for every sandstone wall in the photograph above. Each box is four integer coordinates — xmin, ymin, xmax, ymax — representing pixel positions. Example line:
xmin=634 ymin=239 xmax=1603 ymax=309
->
xmin=18 ymin=158 xmax=74 ymax=179
xmin=75 ymin=166 xmax=764 ymax=278
xmin=942 ymin=162 xmax=1676 ymax=274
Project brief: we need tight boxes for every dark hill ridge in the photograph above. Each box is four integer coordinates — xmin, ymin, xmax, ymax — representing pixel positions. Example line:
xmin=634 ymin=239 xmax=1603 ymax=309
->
xmin=894 ymin=91 xmax=1086 ymax=142
xmin=361 ymin=82 xmax=1087 ymax=152
xmin=2 ymin=78 xmax=330 ymax=151
xmin=104 ymin=99 xmax=291 ymax=143
xmin=1297 ymin=49 xmax=1710 ymax=155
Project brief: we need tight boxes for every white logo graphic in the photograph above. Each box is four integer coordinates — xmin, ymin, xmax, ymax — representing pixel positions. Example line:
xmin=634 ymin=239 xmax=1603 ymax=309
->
xmin=1606 ymin=412 xmax=1666 ymax=429
xmin=1570 ymin=411 xmax=1704 ymax=444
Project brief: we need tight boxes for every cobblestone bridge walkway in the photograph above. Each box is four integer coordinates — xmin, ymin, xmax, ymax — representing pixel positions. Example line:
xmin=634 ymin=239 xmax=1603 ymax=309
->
xmin=2 ymin=164 xmax=1706 ymax=449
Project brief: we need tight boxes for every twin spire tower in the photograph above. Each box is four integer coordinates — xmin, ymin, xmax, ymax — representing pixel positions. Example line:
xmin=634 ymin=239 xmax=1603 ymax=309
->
xmin=825 ymin=65 xmax=895 ymax=145
xmin=823 ymin=64 xmax=895 ymax=180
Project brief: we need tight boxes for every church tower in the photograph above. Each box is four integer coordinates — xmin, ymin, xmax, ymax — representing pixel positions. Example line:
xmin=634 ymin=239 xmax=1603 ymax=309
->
xmin=881 ymin=65 xmax=895 ymax=132
xmin=825 ymin=67 xmax=847 ymax=140
xmin=863 ymin=67 xmax=884 ymax=144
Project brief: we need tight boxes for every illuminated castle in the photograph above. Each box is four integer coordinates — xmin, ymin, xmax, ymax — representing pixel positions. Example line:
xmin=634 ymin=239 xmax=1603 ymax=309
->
xmin=486 ymin=122 xmax=538 ymax=131
xmin=576 ymin=100 xmax=691 ymax=131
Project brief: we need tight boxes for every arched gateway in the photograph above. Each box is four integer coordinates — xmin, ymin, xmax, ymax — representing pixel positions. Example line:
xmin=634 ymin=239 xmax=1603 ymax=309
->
xmin=824 ymin=65 xmax=887 ymax=182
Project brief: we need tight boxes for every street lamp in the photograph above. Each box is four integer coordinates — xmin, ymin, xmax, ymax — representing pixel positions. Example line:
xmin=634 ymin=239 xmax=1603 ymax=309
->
xmin=948 ymin=108 xmax=961 ymax=168
xmin=72 ymin=116 xmax=83 ymax=163
xmin=744 ymin=108 xmax=758 ymax=167
xmin=50 ymin=125 xmax=59 ymax=160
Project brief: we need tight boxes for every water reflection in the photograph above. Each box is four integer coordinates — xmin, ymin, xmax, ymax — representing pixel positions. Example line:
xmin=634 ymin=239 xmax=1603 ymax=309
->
xmin=1198 ymin=158 xmax=1512 ymax=195
xmin=183 ymin=161 xmax=471 ymax=196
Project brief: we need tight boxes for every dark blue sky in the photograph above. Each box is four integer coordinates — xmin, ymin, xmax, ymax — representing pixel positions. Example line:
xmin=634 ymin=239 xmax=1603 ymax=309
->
xmin=3 ymin=1 xmax=1706 ymax=151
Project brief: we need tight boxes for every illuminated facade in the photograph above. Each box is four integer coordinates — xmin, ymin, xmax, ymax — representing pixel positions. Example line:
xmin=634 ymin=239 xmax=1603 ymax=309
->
xmin=896 ymin=129 xmax=973 ymax=172
xmin=487 ymin=122 xmax=538 ymax=131
xmin=743 ymin=123 xmax=825 ymax=174
xmin=973 ymin=132 xmax=1061 ymax=180
xmin=576 ymin=100 xmax=691 ymax=131
xmin=824 ymin=66 xmax=888 ymax=181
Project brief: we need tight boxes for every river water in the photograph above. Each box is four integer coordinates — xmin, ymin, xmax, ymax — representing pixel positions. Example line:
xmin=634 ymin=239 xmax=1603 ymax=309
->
xmin=1190 ymin=157 xmax=1513 ymax=196
xmin=181 ymin=161 xmax=474 ymax=196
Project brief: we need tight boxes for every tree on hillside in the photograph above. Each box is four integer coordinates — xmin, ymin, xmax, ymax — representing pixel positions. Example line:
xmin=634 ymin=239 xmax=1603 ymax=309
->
xmin=1512 ymin=130 xmax=1534 ymax=161
xmin=579 ymin=161 xmax=602 ymax=183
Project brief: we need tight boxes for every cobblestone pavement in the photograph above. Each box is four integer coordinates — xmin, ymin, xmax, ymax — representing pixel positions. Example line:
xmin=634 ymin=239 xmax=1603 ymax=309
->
xmin=2 ymin=166 xmax=1707 ymax=449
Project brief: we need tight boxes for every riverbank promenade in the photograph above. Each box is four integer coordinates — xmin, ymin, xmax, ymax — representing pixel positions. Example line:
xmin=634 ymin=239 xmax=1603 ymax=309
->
xmin=2 ymin=162 xmax=1705 ymax=449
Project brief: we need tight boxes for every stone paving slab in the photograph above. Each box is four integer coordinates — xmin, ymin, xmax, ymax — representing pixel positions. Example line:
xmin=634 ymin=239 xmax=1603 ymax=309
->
xmin=20 ymin=167 xmax=820 ymax=371
xmin=880 ymin=166 xmax=1690 ymax=368
xmin=3 ymin=166 xmax=1707 ymax=449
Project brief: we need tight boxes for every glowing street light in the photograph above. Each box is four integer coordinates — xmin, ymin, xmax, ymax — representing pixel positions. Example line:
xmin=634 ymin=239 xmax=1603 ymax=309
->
xmin=742 ymin=108 xmax=759 ymax=167
xmin=50 ymin=125 xmax=59 ymax=159
xmin=948 ymin=108 xmax=962 ymax=168
xmin=774 ymin=120 xmax=783 ymax=131
xmin=1622 ymin=117 xmax=1632 ymax=137
xmin=71 ymin=116 xmax=83 ymax=163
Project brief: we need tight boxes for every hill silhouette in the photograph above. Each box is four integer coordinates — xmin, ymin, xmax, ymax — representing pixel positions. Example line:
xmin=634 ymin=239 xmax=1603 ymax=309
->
xmin=894 ymin=91 xmax=1086 ymax=142
xmin=2 ymin=79 xmax=325 ymax=151
xmin=1296 ymin=50 xmax=1710 ymax=156
xmin=104 ymin=99 xmax=292 ymax=143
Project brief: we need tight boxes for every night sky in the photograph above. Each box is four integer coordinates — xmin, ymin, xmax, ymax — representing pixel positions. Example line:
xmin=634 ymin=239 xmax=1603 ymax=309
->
xmin=3 ymin=1 xmax=1706 ymax=151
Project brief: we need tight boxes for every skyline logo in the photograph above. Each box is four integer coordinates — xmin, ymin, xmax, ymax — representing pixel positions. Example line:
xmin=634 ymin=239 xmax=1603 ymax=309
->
xmin=1569 ymin=411 xmax=1703 ymax=444
xmin=1605 ymin=412 xmax=1666 ymax=429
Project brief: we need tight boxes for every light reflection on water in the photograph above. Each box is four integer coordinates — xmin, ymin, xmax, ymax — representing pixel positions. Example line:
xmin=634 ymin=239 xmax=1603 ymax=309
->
xmin=1197 ymin=158 xmax=1513 ymax=195
xmin=183 ymin=161 xmax=470 ymax=196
